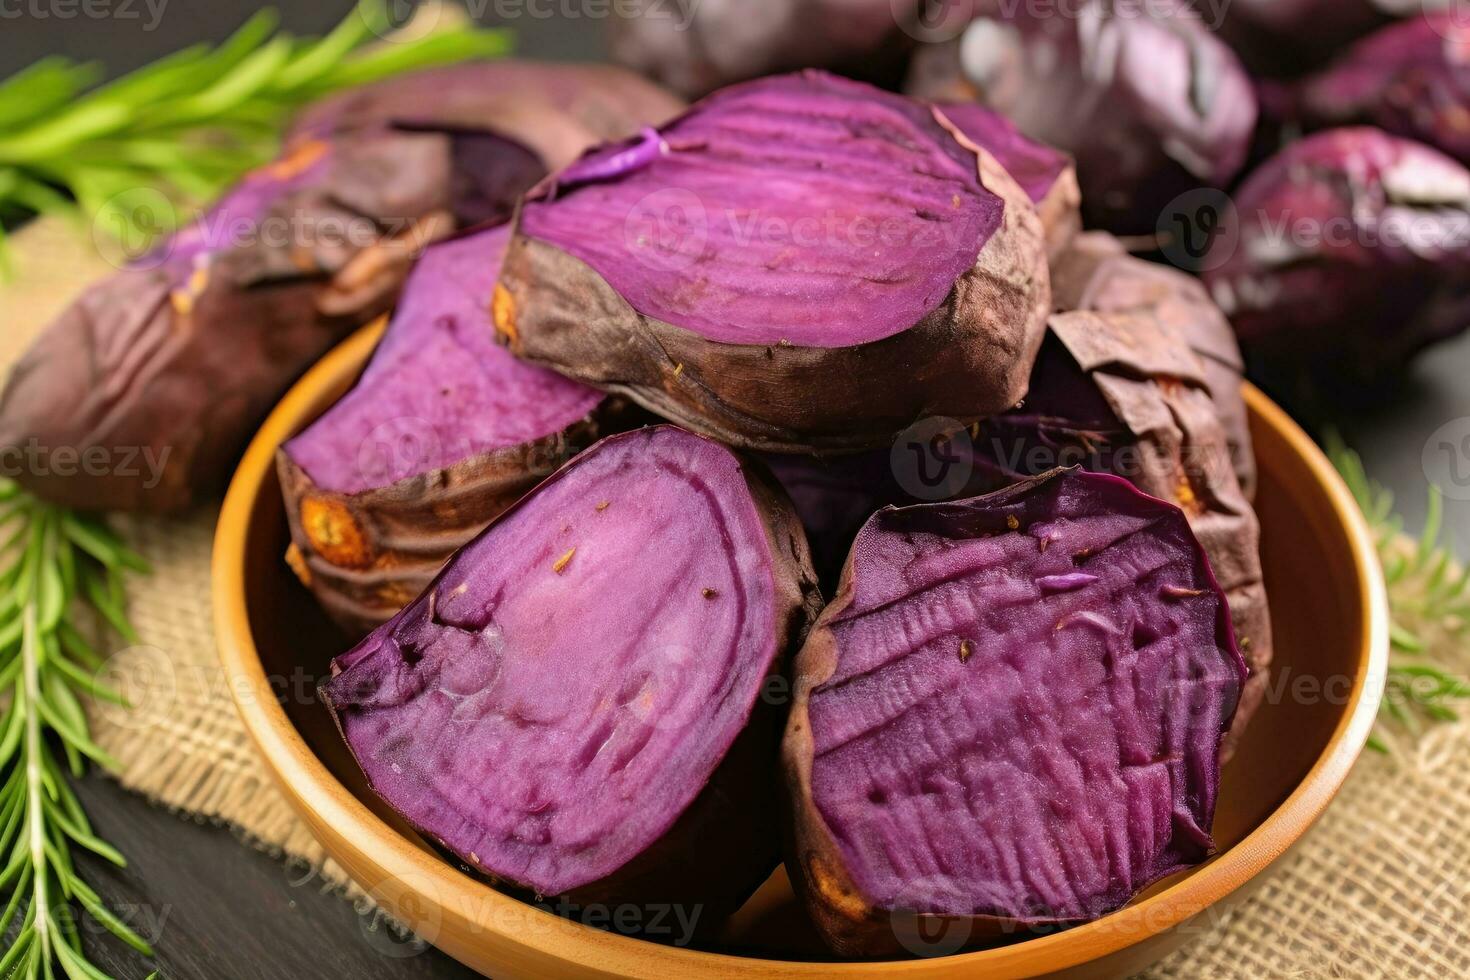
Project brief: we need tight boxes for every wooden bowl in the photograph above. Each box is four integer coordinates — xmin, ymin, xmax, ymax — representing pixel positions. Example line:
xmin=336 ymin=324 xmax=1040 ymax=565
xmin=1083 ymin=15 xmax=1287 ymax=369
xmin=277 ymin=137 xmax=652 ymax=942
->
xmin=215 ymin=323 xmax=1388 ymax=979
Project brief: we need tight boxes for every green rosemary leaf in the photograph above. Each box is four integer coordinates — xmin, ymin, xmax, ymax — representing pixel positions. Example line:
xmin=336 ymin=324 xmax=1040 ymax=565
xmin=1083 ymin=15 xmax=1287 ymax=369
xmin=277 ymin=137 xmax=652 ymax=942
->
xmin=70 ymin=880 xmax=153 ymax=956
xmin=0 ymin=489 xmax=154 ymax=977
xmin=0 ymin=0 xmax=513 ymax=254
xmin=1330 ymin=436 xmax=1470 ymax=748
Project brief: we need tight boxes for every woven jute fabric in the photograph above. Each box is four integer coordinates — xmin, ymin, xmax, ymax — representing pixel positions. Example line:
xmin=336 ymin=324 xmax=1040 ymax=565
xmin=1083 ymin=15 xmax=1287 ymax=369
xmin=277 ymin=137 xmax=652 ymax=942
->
xmin=5 ymin=216 xmax=1467 ymax=977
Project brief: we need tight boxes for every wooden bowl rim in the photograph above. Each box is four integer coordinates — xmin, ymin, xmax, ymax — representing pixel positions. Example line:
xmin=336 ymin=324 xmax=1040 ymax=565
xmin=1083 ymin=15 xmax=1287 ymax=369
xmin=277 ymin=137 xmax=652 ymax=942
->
xmin=213 ymin=324 xmax=1389 ymax=978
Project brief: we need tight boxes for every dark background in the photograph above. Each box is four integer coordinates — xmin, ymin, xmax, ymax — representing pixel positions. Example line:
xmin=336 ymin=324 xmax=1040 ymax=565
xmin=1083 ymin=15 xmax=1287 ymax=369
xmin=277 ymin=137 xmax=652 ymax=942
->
xmin=3 ymin=1 xmax=1468 ymax=977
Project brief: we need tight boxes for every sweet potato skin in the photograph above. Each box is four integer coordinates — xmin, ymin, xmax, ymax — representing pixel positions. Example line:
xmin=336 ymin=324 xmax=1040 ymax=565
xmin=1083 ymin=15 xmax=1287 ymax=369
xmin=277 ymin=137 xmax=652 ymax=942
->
xmin=0 ymin=64 xmax=684 ymax=514
xmin=0 ymin=130 xmax=456 ymax=513
xmin=1050 ymin=232 xmax=1256 ymax=499
xmin=497 ymin=146 xmax=1050 ymax=454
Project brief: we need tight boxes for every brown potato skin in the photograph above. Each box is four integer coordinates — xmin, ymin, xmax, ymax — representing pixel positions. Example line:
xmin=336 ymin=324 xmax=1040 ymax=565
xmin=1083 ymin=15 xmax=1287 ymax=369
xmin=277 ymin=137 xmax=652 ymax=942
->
xmin=287 ymin=60 xmax=688 ymax=166
xmin=496 ymin=148 xmax=1051 ymax=455
xmin=0 ymin=64 xmax=685 ymax=514
xmin=1050 ymin=232 xmax=1256 ymax=500
xmin=0 ymin=129 xmax=457 ymax=513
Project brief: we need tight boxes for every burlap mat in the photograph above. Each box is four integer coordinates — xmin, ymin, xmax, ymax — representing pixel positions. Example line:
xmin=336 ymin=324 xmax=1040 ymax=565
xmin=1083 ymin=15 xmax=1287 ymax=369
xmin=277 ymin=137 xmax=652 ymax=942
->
xmin=6 ymin=216 xmax=1468 ymax=977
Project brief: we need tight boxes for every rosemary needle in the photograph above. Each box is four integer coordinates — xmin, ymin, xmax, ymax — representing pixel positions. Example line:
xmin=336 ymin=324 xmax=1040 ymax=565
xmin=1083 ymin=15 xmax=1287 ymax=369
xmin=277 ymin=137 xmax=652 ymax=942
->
xmin=1329 ymin=435 xmax=1470 ymax=753
xmin=0 ymin=0 xmax=513 ymax=266
xmin=0 ymin=479 xmax=154 ymax=977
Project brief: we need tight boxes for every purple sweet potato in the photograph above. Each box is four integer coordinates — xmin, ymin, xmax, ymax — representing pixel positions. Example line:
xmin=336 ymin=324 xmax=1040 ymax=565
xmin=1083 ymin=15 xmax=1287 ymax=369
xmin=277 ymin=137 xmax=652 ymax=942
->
xmin=278 ymin=225 xmax=618 ymax=634
xmin=288 ymin=60 xmax=687 ymax=166
xmin=1051 ymin=232 xmax=1255 ymax=499
xmin=784 ymin=467 xmax=1246 ymax=956
xmin=1203 ymin=128 xmax=1470 ymax=378
xmin=0 ymin=63 xmax=682 ymax=514
xmin=907 ymin=0 xmax=1257 ymax=236
xmin=496 ymin=71 xmax=1051 ymax=454
xmin=1287 ymin=15 xmax=1470 ymax=167
xmin=977 ymin=311 xmax=1270 ymax=758
xmin=320 ymin=425 xmax=819 ymax=922
xmin=609 ymin=0 xmax=913 ymax=98
xmin=1211 ymin=0 xmax=1443 ymax=72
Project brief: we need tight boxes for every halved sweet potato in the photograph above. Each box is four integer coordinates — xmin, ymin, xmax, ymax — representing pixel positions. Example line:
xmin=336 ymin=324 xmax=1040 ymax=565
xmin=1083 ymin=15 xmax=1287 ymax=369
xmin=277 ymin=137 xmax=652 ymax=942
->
xmin=321 ymin=425 xmax=819 ymax=925
xmin=785 ymin=467 xmax=1245 ymax=956
xmin=496 ymin=71 xmax=1050 ymax=454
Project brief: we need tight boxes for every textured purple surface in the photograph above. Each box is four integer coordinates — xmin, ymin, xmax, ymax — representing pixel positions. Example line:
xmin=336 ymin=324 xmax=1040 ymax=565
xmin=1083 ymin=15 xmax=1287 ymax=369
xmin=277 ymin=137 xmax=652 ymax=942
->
xmin=284 ymin=225 xmax=602 ymax=495
xmin=807 ymin=469 xmax=1244 ymax=921
xmin=520 ymin=71 xmax=1004 ymax=348
xmin=321 ymin=427 xmax=784 ymax=896
xmin=1291 ymin=14 xmax=1470 ymax=166
xmin=1204 ymin=128 xmax=1470 ymax=372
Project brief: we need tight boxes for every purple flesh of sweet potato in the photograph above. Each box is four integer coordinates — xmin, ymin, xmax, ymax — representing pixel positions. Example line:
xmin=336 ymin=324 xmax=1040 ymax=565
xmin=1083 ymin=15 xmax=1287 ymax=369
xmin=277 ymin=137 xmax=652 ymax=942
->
xmin=1288 ymin=14 xmax=1470 ymax=167
xmin=784 ymin=467 xmax=1246 ymax=956
xmin=907 ymin=0 xmax=1257 ymax=236
xmin=1204 ymin=127 xmax=1470 ymax=378
xmin=497 ymin=70 xmax=1050 ymax=453
xmin=321 ymin=425 xmax=818 ymax=916
xmin=278 ymin=225 xmax=615 ymax=633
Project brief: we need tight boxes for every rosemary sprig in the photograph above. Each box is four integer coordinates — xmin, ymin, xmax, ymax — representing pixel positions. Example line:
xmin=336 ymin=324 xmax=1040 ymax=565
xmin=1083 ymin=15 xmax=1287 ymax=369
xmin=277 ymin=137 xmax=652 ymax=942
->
xmin=1329 ymin=436 xmax=1470 ymax=753
xmin=0 ymin=477 xmax=156 ymax=978
xmin=0 ymin=0 xmax=513 ymax=267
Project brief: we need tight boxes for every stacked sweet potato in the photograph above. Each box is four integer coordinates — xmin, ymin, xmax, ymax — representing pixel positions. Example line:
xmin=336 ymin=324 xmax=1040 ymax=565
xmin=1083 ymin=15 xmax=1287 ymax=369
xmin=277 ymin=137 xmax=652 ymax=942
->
xmin=2 ymin=58 xmax=1271 ymax=958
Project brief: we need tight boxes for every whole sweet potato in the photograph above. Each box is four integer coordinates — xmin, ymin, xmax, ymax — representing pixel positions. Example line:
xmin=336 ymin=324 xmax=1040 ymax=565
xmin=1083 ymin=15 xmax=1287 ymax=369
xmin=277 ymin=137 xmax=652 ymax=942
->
xmin=0 ymin=62 xmax=682 ymax=513
xmin=496 ymin=71 xmax=1050 ymax=454
xmin=907 ymin=0 xmax=1257 ymax=236
xmin=609 ymin=0 xmax=914 ymax=98
xmin=1286 ymin=14 xmax=1470 ymax=168
xmin=1204 ymin=128 xmax=1470 ymax=379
